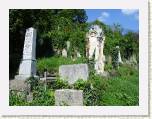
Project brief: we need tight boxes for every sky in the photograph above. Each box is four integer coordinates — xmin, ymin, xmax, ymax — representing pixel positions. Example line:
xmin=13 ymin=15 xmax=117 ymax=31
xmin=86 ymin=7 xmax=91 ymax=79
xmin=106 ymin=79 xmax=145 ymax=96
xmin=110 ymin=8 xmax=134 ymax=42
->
xmin=85 ymin=9 xmax=139 ymax=32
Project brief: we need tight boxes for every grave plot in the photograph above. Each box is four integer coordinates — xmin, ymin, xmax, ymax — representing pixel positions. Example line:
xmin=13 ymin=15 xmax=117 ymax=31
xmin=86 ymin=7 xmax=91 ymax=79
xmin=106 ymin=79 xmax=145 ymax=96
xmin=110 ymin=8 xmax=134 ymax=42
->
xmin=9 ymin=9 xmax=139 ymax=106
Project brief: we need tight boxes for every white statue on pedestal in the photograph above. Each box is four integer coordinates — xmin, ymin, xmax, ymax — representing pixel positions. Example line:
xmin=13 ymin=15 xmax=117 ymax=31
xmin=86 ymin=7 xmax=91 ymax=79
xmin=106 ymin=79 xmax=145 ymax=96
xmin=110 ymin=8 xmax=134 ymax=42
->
xmin=86 ymin=25 xmax=105 ymax=74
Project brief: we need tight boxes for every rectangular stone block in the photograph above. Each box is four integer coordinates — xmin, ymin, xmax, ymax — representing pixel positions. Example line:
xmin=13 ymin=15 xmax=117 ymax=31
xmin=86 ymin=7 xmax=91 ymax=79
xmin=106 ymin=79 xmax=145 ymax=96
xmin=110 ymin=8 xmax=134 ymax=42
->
xmin=9 ymin=79 xmax=28 ymax=91
xmin=59 ymin=64 xmax=88 ymax=84
xmin=55 ymin=89 xmax=83 ymax=106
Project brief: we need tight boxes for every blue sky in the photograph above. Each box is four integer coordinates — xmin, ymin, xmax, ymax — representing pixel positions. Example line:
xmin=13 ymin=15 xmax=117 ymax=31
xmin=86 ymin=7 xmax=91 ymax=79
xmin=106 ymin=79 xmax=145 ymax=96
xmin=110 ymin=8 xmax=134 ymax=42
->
xmin=85 ymin=9 xmax=139 ymax=32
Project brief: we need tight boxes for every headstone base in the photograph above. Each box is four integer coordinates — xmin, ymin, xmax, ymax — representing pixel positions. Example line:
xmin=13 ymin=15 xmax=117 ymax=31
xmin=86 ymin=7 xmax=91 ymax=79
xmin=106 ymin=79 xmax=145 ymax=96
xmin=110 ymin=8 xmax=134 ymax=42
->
xmin=15 ymin=75 xmax=39 ymax=80
xmin=9 ymin=79 xmax=28 ymax=91
xmin=55 ymin=89 xmax=83 ymax=106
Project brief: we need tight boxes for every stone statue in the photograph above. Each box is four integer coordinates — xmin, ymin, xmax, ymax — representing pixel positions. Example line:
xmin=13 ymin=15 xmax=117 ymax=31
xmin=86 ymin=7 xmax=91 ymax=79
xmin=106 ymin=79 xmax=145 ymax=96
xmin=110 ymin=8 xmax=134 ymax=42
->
xmin=86 ymin=25 xmax=105 ymax=74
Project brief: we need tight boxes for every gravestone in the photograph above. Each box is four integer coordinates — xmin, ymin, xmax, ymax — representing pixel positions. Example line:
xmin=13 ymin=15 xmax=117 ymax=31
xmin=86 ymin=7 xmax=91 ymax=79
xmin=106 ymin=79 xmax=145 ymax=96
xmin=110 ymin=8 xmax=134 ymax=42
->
xmin=116 ymin=46 xmax=123 ymax=64
xmin=62 ymin=48 xmax=67 ymax=58
xmin=76 ymin=51 xmax=81 ymax=58
xmin=15 ymin=27 xmax=38 ymax=80
xmin=66 ymin=41 xmax=70 ymax=51
xmin=59 ymin=64 xmax=88 ymax=84
xmin=55 ymin=89 xmax=83 ymax=106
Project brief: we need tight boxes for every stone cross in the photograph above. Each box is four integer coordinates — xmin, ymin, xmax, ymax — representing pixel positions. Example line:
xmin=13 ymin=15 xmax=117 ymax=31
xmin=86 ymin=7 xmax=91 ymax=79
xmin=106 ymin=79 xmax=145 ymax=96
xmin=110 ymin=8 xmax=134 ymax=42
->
xmin=15 ymin=27 xmax=38 ymax=80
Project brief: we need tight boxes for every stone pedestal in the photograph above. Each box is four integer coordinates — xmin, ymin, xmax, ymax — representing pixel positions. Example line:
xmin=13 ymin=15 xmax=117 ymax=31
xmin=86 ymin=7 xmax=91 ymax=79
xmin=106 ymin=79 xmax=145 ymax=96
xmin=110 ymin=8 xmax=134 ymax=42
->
xmin=55 ymin=89 xmax=83 ymax=106
xmin=9 ymin=79 xmax=28 ymax=91
xmin=15 ymin=27 xmax=38 ymax=80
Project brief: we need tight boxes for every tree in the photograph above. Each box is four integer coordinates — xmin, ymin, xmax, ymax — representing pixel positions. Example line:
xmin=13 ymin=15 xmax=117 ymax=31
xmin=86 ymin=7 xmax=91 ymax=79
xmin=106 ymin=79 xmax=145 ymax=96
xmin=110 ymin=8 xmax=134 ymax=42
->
xmin=9 ymin=9 xmax=88 ymax=78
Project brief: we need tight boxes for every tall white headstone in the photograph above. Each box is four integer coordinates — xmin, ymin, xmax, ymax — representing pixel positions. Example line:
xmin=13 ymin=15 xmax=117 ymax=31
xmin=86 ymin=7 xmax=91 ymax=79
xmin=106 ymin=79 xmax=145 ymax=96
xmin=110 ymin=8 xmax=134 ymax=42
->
xmin=62 ymin=48 xmax=67 ymax=58
xmin=116 ymin=46 xmax=123 ymax=64
xmin=66 ymin=41 xmax=70 ymax=51
xmin=15 ymin=27 xmax=38 ymax=80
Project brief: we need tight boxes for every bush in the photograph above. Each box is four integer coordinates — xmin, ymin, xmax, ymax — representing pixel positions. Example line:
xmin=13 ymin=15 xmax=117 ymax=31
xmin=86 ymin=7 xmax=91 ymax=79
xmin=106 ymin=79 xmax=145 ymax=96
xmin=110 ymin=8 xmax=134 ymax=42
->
xmin=30 ymin=85 xmax=55 ymax=106
xmin=48 ymin=78 xmax=71 ymax=89
xmin=9 ymin=91 xmax=27 ymax=106
xmin=73 ymin=79 xmax=88 ymax=90
xmin=9 ymin=80 xmax=55 ymax=106
xmin=73 ymin=77 xmax=109 ymax=106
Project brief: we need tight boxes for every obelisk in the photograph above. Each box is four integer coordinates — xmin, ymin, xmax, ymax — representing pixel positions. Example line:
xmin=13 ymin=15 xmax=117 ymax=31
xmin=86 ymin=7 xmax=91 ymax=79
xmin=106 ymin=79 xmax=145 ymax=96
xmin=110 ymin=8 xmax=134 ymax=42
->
xmin=15 ymin=27 xmax=38 ymax=80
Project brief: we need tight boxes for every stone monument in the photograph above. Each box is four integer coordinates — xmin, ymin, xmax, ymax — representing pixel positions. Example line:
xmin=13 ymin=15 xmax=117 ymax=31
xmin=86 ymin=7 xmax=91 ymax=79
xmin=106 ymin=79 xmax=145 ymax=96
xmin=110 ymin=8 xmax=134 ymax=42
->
xmin=62 ymin=48 xmax=67 ymax=58
xmin=15 ymin=27 xmax=38 ymax=80
xmin=55 ymin=89 xmax=83 ymax=106
xmin=86 ymin=25 xmax=105 ymax=74
xmin=59 ymin=64 xmax=88 ymax=84
xmin=66 ymin=41 xmax=70 ymax=51
xmin=116 ymin=46 xmax=123 ymax=64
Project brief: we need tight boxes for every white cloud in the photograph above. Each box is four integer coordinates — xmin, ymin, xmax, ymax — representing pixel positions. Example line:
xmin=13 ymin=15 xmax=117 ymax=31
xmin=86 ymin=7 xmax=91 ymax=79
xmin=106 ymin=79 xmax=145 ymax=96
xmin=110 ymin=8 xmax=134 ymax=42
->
xmin=121 ymin=9 xmax=138 ymax=20
xmin=98 ymin=12 xmax=110 ymax=22
xmin=121 ymin=9 xmax=138 ymax=15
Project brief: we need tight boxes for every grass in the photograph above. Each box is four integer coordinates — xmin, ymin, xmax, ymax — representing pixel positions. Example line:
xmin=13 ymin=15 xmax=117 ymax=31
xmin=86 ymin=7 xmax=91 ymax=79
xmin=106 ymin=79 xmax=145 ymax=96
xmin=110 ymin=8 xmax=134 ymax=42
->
xmin=100 ymin=64 xmax=139 ymax=106
xmin=10 ymin=57 xmax=139 ymax=106
xmin=36 ymin=56 xmax=87 ymax=74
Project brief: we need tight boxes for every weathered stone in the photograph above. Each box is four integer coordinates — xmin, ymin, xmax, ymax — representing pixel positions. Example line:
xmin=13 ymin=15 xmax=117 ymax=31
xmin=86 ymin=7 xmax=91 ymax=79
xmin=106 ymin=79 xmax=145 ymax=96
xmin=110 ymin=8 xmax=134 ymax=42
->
xmin=76 ymin=51 xmax=81 ymax=58
xmin=55 ymin=89 xmax=83 ymax=106
xmin=116 ymin=46 xmax=123 ymax=64
xmin=27 ymin=92 xmax=33 ymax=102
xmin=59 ymin=64 xmax=88 ymax=84
xmin=9 ymin=79 xmax=28 ymax=91
xmin=66 ymin=41 xmax=70 ymax=51
xmin=15 ymin=27 xmax=39 ymax=80
xmin=86 ymin=25 xmax=105 ymax=74
xmin=62 ymin=48 xmax=67 ymax=58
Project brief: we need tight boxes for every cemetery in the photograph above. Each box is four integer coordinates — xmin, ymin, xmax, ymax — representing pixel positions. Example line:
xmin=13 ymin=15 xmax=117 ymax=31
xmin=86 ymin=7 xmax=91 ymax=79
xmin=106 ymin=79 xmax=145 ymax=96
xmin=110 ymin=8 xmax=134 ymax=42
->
xmin=9 ymin=9 xmax=139 ymax=106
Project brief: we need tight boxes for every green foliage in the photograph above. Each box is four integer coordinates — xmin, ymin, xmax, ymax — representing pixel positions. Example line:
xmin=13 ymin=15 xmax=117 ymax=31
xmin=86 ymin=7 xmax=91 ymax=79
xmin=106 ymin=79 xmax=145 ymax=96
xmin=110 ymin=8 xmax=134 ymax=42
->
xmin=104 ymin=63 xmax=113 ymax=72
xmin=30 ymin=85 xmax=55 ymax=106
xmin=72 ymin=64 xmax=138 ymax=106
xmin=100 ymin=65 xmax=139 ymax=106
xmin=9 ymin=9 xmax=139 ymax=106
xmin=101 ymin=77 xmax=138 ymax=106
xmin=73 ymin=79 xmax=88 ymax=90
xmin=48 ymin=78 xmax=71 ymax=89
xmin=10 ymin=64 xmax=138 ymax=106
xmin=9 ymin=80 xmax=55 ymax=106
xmin=26 ymin=76 xmax=39 ymax=91
xmin=9 ymin=9 xmax=88 ymax=78
xmin=37 ymin=56 xmax=87 ymax=74
xmin=73 ymin=77 xmax=109 ymax=106
xmin=9 ymin=91 xmax=27 ymax=106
